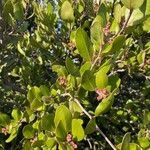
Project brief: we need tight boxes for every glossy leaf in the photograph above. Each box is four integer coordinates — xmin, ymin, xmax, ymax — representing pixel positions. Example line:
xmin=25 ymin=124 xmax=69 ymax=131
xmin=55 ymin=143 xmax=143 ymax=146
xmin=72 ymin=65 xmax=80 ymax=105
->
xmin=61 ymin=1 xmax=74 ymax=22
xmin=72 ymin=119 xmax=84 ymax=141
xmin=96 ymin=69 xmax=108 ymax=89
xmin=55 ymin=121 xmax=67 ymax=139
xmin=54 ymin=105 xmax=72 ymax=132
xmin=121 ymin=132 xmax=131 ymax=150
xmin=11 ymin=108 xmax=22 ymax=121
xmin=41 ymin=113 xmax=54 ymax=131
xmin=6 ymin=128 xmax=17 ymax=143
xmin=95 ymin=93 xmax=114 ymax=116
xmin=66 ymin=57 xmax=80 ymax=77
xmin=81 ymin=70 xmax=96 ymax=91
xmin=138 ymin=137 xmax=150 ymax=149
xmin=46 ymin=138 xmax=56 ymax=149
xmin=23 ymin=125 xmax=35 ymax=139
xmin=91 ymin=17 xmax=103 ymax=48
xmin=80 ymin=62 xmax=91 ymax=75
xmin=121 ymin=0 xmax=144 ymax=9
xmin=85 ymin=118 xmax=96 ymax=134
xmin=114 ymin=3 xmax=122 ymax=23
xmin=111 ymin=35 xmax=126 ymax=53
xmin=137 ymin=51 xmax=146 ymax=64
xmin=0 ymin=113 xmax=10 ymax=126
xmin=75 ymin=28 xmax=93 ymax=61
xmin=13 ymin=2 xmax=24 ymax=20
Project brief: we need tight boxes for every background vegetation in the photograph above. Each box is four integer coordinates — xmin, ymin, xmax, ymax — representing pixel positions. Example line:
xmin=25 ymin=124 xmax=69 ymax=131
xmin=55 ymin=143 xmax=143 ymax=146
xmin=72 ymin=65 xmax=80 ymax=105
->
xmin=0 ymin=0 xmax=150 ymax=149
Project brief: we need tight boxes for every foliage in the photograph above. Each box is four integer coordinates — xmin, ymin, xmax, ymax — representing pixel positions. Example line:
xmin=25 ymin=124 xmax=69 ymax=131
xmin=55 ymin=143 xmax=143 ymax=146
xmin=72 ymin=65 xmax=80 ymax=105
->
xmin=0 ymin=0 xmax=150 ymax=149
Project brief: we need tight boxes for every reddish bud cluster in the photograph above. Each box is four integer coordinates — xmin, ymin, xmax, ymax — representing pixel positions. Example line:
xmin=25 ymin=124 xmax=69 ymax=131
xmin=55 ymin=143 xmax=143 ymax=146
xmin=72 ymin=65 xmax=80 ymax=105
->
xmin=58 ymin=76 xmax=67 ymax=87
xmin=68 ymin=41 xmax=76 ymax=50
xmin=103 ymin=22 xmax=110 ymax=36
xmin=95 ymin=89 xmax=109 ymax=101
xmin=30 ymin=137 xmax=37 ymax=144
xmin=1 ymin=127 xmax=8 ymax=135
xmin=145 ymin=58 xmax=150 ymax=65
xmin=66 ymin=133 xmax=78 ymax=149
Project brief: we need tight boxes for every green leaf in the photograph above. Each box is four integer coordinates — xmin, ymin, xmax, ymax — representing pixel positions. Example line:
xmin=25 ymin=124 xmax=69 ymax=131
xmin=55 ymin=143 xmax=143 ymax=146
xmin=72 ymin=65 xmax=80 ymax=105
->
xmin=143 ymin=17 xmax=150 ymax=31
xmin=55 ymin=121 xmax=67 ymax=139
xmin=52 ymin=65 xmax=68 ymax=76
xmin=111 ymin=35 xmax=126 ymax=53
xmin=75 ymin=28 xmax=93 ymax=61
xmin=129 ymin=143 xmax=142 ymax=150
xmin=13 ymin=2 xmax=24 ymax=20
xmin=81 ymin=70 xmax=96 ymax=91
xmin=66 ymin=57 xmax=80 ymax=77
xmin=0 ymin=113 xmax=10 ymax=126
xmin=72 ymin=119 xmax=84 ymax=141
xmin=46 ymin=138 xmax=56 ymax=149
xmin=121 ymin=0 xmax=144 ymax=9
xmin=61 ymin=1 xmax=74 ymax=22
xmin=80 ymin=62 xmax=91 ymax=75
xmin=40 ymin=85 xmax=50 ymax=96
xmin=69 ymin=101 xmax=82 ymax=113
xmin=27 ymin=86 xmax=42 ymax=103
xmin=54 ymin=105 xmax=72 ymax=132
xmin=17 ymin=42 xmax=26 ymax=56
xmin=121 ymin=132 xmax=131 ymax=150
xmin=114 ymin=3 xmax=122 ymax=23
xmin=108 ymin=75 xmax=121 ymax=92
xmin=30 ymin=98 xmax=43 ymax=111
xmin=96 ymin=69 xmax=108 ymax=89
xmin=23 ymin=125 xmax=35 ymax=139
xmin=6 ymin=128 xmax=17 ymax=143
xmin=138 ymin=137 xmax=150 ymax=149
xmin=137 ymin=51 xmax=146 ymax=64
xmin=11 ymin=108 xmax=22 ymax=121
xmin=91 ymin=17 xmax=103 ymax=48
xmin=41 ymin=113 xmax=54 ymax=131
xmin=85 ymin=118 xmax=96 ymax=134
xmin=143 ymin=111 xmax=150 ymax=125
xmin=95 ymin=93 xmax=114 ymax=116
xmin=3 ymin=0 xmax=14 ymax=24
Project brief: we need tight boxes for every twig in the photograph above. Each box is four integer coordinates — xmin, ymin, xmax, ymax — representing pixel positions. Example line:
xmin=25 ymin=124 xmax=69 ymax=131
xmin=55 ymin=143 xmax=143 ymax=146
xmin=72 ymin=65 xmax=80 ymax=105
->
xmin=115 ymin=9 xmax=133 ymax=37
xmin=90 ymin=45 xmax=102 ymax=70
xmin=87 ymin=138 xmax=93 ymax=149
xmin=95 ymin=125 xmax=117 ymax=150
xmin=60 ymin=93 xmax=117 ymax=150
xmin=74 ymin=98 xmax=117 ymax=150
xmin=74 ymin=98 xmax=92 ymax=119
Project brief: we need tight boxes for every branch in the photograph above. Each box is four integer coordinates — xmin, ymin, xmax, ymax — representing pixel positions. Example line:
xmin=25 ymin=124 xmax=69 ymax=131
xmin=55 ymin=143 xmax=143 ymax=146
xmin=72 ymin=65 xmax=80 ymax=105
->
xmin=74 ymin=98 xmax=117 ymax=150
xmin=116 ymin=9 xmax=133 ymax=37
xmin=60 ymin=93 xmax=117 ymax=150
xmin=90 ymin=45 xmax=102 ymax=70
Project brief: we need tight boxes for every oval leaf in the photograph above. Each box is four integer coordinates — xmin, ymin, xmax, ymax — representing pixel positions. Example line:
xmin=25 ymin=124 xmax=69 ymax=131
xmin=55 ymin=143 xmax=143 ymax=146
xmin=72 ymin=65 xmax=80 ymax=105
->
xmin=61 ymin=1 xmax=74 ymax=22
xmin=54 ymin=105 xmax=72 ymax=132
xmin=23 ymin=125 xmax=35 ymax=139
xmin=66 ymin=57 xmax=80 ymax=77
xmin=41 ymin=113 xmax=54 ymax=131
xmin=85 ymin=118 xmax=96 ymax=134
xmin=121 ymin=132 xmax=131 ymax=150
xmin=81 ymin=70 xmax=96 ymax=91
xmin=95 ymin=93 xmax=114 ymax=116
xmin=121 ymin=0 xmax=144 ymax=9
xmin=72 ymin=119 xmax=84 ymax=141
xmin=76 ymin=28 xmax=93 ymax=61
xmin=96 ymin=69 xmax=108 ymax=89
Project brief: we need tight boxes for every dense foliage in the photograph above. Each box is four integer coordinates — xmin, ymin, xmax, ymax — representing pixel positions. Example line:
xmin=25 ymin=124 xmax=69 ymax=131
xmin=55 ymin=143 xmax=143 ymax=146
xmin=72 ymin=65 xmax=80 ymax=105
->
xmin=0 ymin=0 xmax=150 ymax=149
